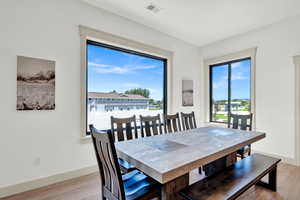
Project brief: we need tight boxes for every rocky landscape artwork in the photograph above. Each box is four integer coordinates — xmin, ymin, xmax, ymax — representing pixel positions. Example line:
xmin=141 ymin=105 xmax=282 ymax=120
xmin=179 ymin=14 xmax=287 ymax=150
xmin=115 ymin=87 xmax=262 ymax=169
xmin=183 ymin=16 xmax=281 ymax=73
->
xmin=182 ymin=80 xmax=193 ymax=106
xmin=17 ymin=56 xmax=55 ymax=110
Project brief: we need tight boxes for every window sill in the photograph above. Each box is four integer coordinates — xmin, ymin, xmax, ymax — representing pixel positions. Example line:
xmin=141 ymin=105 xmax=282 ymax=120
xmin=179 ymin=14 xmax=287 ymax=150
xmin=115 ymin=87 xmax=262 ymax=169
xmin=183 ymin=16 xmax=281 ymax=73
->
xmin=80 ymin=135 xmax=92 ymax=143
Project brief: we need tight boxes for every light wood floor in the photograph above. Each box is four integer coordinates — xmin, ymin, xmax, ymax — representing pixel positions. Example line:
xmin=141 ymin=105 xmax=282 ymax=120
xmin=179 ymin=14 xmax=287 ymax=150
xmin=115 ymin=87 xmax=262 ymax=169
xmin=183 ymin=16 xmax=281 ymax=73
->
xmin=2 ymin=163 xmax=300 ymax=200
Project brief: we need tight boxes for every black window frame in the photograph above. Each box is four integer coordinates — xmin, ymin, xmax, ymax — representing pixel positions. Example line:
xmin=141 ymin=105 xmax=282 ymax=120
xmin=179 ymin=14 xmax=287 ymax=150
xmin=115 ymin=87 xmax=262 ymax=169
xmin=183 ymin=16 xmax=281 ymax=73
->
xmin=209 ymin=57 xmax=251 ymax=123
xmin=85 ymin=40 xmax=168 ymax=135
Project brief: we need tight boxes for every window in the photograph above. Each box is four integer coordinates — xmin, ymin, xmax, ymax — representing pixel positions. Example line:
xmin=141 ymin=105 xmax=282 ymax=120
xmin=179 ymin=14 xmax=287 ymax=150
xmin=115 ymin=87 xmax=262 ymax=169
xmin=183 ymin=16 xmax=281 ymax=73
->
xmin=86 ymin=40 xmax=167 ymax=134
xmin=210 ymin=58 xmax=251 ymax=123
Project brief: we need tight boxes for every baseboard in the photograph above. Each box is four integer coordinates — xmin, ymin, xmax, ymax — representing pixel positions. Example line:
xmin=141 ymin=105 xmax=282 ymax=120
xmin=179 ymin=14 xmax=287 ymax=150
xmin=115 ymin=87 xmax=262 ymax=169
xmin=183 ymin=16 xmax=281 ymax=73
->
xmin=0 ymin=165 xmax=98 ymax=198
xmin=252 ymin=150 xmax=300 ymax=166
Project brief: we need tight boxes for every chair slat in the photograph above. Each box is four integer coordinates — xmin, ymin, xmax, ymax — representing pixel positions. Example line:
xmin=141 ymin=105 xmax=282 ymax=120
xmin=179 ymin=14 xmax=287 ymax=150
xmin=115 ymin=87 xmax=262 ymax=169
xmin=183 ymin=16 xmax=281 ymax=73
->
xmin=103 ymin=143 xmax=119 ymax=197
xmin=97 ymin=142 xmax=111 ymax=190
xmin=116 ymin=123 xmax=125 ymax=141
xmin=172 ymin=118 xmax=178 ymax=132
xmin=240 ymin=118 xmax=248 ymax=130
xmin=166 ymin=119 xmax=172 ymax=133
xmin=125 ymin=123 xmax=133 ymax=140
xmin=152 ymin=120 xmax=159 ymax=135
xmin=145 ymin=121 xmax=151 ymax=137
xmin=232 ymin=117 xmax=239 ymax=129
xmin=185 ymin=118 xmax=189 ymax=130
xmin=188 ymin=117 xmax=193 ymax=129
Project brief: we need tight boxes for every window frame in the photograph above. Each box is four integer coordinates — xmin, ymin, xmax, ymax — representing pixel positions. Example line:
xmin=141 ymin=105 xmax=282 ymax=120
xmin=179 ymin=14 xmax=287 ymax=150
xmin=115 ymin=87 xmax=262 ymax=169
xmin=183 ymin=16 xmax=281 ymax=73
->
xmin=209 ymin=57 xmax=251 ymax=123
xmin=79 ymin=26 xmax=173 ymax=140
xmin=85 ymin=40 xmax=168 ymax=135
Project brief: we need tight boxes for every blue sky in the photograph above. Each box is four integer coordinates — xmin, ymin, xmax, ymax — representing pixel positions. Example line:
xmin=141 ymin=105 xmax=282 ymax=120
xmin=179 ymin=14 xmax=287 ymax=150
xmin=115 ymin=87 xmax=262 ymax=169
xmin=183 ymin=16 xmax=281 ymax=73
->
xmin=87 ymin=44 xmax=164 ymax=100
xmin=212 ymin=59 xmax=251 ymax=101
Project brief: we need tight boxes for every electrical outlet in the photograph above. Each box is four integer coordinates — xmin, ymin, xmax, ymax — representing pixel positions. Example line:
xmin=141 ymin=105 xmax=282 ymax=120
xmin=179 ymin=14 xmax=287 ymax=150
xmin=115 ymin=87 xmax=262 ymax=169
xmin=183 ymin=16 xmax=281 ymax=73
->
xmin=34 ymin=157 xmax=41 ymax=166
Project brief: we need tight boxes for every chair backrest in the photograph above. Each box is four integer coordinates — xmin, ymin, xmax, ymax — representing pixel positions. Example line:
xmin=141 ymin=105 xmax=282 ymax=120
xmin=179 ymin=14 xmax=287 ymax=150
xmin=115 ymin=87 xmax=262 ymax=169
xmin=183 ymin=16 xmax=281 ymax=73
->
xmin=227 ymin=113 xmax=253 ymax=131
xmin=90 ymin=125 xmax=125 ymax=200
xmin=140 ymin=114 xmax=163 ymax=137
xmin=164 ymin=113 xmax=182 ymax=133
xmin=181 ymin=111 xmax=197 ymax=130
xmin=111 ymin=115 xmax=138 ymax=142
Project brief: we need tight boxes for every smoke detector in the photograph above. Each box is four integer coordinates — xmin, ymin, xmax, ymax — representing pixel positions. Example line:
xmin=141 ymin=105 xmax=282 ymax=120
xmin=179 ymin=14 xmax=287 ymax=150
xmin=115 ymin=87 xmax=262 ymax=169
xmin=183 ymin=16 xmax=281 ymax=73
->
xmin=146 ymin=3 xmax=161 ymax=13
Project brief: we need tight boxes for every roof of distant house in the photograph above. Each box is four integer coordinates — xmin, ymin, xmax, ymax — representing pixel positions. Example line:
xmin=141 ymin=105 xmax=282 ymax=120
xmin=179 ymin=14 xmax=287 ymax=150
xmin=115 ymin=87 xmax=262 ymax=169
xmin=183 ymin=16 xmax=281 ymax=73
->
xmin=88 ymin=92 xmax=149 ymax=100
xmin=225 ymin=101 xmax=242 ymax=105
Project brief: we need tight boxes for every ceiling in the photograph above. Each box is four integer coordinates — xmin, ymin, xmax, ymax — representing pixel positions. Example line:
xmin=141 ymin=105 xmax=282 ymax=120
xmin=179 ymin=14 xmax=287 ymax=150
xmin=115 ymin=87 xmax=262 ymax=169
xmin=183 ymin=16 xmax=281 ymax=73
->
xmin=83 ymin=0 xmax=300 ymax=47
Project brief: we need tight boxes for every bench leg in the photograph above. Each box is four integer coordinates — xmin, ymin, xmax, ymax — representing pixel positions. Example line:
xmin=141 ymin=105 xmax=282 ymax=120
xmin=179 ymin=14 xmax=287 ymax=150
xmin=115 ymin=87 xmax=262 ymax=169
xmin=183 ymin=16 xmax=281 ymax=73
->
xmin=198 ymin=166 xmax=202 ymax=174
xmin=256 ymin=165 xmax=277 ymax=192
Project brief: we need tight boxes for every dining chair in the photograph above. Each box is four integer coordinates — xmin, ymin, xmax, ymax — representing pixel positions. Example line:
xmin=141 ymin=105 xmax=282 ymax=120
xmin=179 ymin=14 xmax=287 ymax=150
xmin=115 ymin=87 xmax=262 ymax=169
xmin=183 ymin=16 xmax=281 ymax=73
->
xmin=111 ymin=115 xmax=138 ymax=173
xmin=228 ymin=113 xmax=253 ymax=159
xmin=164 ymin=113 xmax=182 ymax=133
xmin=180 ymin=111 xmax=202 ymax=174
xmin=140 ymin=114 xmax=163 ymax=137
xmin=90 ymin=125 xmax=161 ymax=200
xmin=181 ymin=111 xmax=197 ymax=130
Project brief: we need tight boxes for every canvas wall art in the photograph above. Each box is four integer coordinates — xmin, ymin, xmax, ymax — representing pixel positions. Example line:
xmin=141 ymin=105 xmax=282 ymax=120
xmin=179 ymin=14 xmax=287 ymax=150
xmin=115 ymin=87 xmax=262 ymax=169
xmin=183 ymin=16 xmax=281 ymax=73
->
xmin=182 ymin=80 xmax=193 ymax=106
xmin=17 ymin=56 xmax=55 ymax=110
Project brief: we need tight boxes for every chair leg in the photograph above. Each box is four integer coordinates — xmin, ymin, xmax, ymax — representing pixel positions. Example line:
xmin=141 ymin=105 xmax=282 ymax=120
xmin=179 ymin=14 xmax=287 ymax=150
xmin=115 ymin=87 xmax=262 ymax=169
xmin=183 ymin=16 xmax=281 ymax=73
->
xmin=198 ymin=166 xmax=202 ymax=174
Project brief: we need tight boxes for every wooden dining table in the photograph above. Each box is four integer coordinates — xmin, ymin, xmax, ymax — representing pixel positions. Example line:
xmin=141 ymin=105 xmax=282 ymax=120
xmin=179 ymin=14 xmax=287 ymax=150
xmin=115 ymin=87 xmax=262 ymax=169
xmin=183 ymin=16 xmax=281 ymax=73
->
xmin=115 ymin=126 xmax=266 ymax=200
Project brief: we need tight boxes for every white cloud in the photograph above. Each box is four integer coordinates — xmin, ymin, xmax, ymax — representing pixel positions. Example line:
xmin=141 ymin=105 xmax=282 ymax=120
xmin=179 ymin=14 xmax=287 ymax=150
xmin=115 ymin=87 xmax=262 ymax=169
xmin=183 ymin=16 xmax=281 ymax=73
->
xmin=123 ymin=83 xmax=141 ymax=88
xmin=88 ymin=62 xmax=158 ymax=74
xmin=88 ymin=62 xmax=110 ymax=68
xmin=231 ymin=62 xmax=242 ymax=69
xmin=148 ymin=88 xmax=163 ymax=100
xmin=213 ymin=75 xmax=227 ymax=89
xmin=213 ymin=71 xmax=249 ymax=89
xmin=131 ymin=65 xmax=157 ymax=70
xmin=95 ymin=67 xmax=130 ymax=74
xmin=231 ymin=72 xmax=248 ymax=80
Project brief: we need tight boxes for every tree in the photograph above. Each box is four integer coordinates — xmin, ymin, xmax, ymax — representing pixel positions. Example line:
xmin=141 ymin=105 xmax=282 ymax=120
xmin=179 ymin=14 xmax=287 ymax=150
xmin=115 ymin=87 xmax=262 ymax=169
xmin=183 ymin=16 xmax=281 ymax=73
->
xmin=125 ymin=88 xmax=150 ymax=98
xmin=241 ymin=100 xmax=249 ymax=107
xmin=149 ymin=99 xmax=155 ymax=105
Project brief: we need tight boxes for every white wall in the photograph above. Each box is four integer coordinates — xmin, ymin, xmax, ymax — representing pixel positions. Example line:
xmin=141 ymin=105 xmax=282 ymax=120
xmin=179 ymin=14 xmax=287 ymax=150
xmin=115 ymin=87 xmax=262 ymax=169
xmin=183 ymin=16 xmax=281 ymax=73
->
xmin=0 ymin=0 xmax=201 ymax=190
xmin=200 ymin=15 xmax=300 ymax=161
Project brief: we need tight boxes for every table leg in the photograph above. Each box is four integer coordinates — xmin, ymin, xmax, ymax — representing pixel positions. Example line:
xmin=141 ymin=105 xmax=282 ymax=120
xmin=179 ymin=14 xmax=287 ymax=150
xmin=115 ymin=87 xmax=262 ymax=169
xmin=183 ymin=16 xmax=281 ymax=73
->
xmin=203 ymin=152 xmax=237 ymax=176
xmin=226 ymin=152 xmax=237 ymax=166
xmin=161 ymin=173 xmax=189 ymax=200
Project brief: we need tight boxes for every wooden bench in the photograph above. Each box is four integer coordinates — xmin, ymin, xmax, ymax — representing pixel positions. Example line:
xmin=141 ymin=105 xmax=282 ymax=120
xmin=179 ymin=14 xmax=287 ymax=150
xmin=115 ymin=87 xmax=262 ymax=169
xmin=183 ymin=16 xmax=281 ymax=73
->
xmin=179 ymin=153 xmax=281 ymax=200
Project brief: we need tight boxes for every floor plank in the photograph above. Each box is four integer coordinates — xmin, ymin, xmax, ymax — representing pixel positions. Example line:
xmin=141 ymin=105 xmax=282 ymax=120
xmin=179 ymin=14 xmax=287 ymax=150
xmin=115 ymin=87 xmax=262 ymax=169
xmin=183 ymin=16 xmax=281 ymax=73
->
xmin=2 ymin=163 xmax=300 ymax=200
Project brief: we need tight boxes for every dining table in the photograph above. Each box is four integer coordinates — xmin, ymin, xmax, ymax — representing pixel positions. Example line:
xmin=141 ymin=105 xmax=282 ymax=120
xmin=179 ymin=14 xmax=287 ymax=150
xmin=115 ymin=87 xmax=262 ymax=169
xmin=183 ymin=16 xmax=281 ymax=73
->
xmin=115 ymin=126 xmax=266 ymax=200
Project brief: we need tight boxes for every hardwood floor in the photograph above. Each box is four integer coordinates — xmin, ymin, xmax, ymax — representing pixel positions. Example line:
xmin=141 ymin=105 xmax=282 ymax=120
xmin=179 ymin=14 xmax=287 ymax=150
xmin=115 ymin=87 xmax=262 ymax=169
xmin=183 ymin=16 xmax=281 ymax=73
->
xmin=2 ymin=163 xmax=300 ymax=200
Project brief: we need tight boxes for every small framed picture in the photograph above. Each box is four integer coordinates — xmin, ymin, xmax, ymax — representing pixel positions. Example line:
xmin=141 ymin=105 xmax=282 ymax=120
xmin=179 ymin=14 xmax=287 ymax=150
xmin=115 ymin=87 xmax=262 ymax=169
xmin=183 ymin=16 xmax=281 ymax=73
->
xmin=182 ymin=80 xmax=193 ymax=106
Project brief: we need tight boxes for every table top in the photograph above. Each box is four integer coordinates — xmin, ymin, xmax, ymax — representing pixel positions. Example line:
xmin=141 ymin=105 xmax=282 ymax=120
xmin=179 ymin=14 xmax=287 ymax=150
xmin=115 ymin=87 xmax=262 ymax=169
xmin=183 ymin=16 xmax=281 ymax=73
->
xmin=115 ymin=126 xmax=266 ymax=183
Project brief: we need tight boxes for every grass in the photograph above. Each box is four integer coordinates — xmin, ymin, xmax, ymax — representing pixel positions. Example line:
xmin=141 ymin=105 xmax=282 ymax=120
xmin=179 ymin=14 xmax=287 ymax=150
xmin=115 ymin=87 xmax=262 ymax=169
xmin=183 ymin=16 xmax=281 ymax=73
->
xmin=149 ymin=107 xmax=162 ymax=110
xmin=214 ymin=113 xmax=228 ymax=120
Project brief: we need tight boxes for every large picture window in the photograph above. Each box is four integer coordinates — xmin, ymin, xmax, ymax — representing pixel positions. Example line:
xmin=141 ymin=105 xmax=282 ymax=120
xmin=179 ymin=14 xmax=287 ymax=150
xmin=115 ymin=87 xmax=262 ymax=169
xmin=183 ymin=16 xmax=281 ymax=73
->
xmin=210 ymin=58 xmax=251 ymax=123
xmin=86 ymin=40 xmax=167 ymax=134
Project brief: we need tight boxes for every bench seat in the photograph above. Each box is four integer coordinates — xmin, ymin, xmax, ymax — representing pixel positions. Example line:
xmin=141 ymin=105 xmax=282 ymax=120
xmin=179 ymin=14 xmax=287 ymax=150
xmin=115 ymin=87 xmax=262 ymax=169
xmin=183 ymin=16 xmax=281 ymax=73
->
xmin=180 ymin=153 xmax=281 ymax=200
